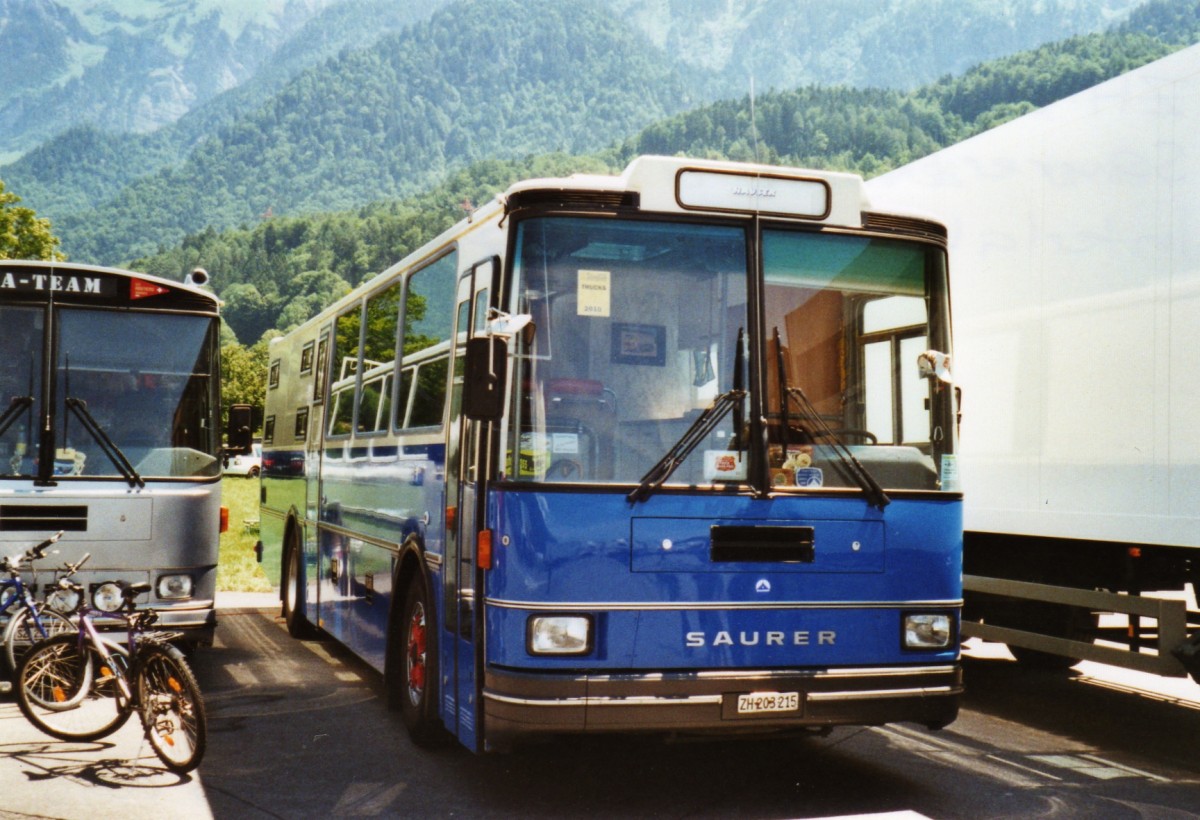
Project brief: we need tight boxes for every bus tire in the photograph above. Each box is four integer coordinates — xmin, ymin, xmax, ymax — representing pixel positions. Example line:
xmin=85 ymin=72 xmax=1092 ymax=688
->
xmin=393 ymin=574 xmax=446 ymax=747
xmin=282 ymin=536 xmax=318 ymax=640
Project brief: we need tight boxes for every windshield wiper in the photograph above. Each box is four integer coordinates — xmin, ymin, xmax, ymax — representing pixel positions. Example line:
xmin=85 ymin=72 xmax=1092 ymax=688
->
xmin=772 ymin=328 xmax=889 ymax=510
xmin=783 ymin=384 xmax=889 ymax=510
xmin=629 ymin=328 xmax=747 ymax=504
xmin=64 ymin=397 xmax=145 ymax=488
xmin=0 ymin=396 xmax=33 ymax=440
xmin=627 ymin=387 xmax=747 ymax=504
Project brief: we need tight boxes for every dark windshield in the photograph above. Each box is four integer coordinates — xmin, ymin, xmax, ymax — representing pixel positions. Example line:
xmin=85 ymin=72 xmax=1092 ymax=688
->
xmin=0 ymin=306 xmax=220 ymax=481
xmin=55 ymin=309 xmax=221 ymax=479
xmin=0 ymin=306 xmax=44 ymax=478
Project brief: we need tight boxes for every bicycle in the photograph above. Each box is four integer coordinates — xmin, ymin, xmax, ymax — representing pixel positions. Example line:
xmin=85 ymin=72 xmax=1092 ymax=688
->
xmin=14 ymin=577 xmax=207 ymax=774
xmin=0 ymin=531 xmax=75 ymax=675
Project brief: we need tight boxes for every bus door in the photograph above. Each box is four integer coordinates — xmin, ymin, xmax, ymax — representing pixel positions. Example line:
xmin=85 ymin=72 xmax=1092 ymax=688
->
xmin=442 ymin=258 xmax=494 ymax=750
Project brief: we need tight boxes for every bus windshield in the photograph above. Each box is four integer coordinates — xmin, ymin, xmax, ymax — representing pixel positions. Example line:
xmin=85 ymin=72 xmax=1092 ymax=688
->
xmin=0 ymin=306 xmax=221 ymax=480
xmin=507 ymin=215 xmax=955 ymax=492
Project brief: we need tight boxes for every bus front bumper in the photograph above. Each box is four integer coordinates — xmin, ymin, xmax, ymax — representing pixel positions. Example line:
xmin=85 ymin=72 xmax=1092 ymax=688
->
xmin=483 ymin=664 xmax=961 ymax=742
xmin=93 ymin=601 xmax=217 ymax=646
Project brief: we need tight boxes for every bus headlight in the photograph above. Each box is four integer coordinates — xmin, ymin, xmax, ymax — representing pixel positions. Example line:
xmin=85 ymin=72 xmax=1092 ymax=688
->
xmin=93 ymin=582 xmax=124 ymax=612
xmin=157 ymin=574 xmax=194 ymax=600
xmin=528 ymin=615 xmax=592 ymax=655
xmin=903 ymin=613 xmax=954 ymax=650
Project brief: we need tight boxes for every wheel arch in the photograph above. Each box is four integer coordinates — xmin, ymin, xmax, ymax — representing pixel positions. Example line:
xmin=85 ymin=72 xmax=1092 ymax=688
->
xmin=384 ymin=532 xmax=436 ymax=709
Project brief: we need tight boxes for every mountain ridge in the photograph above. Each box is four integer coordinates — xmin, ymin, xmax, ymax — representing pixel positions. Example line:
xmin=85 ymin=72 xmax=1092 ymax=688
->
xmin=2 ymin=0 xmax=1189 ymax=271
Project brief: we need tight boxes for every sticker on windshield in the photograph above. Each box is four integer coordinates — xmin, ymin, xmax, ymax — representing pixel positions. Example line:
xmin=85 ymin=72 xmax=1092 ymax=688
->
xmin=577 ymin=270 xmax=611 ymax=317
xmin=939 ymin=454 xmax=960 ymax=491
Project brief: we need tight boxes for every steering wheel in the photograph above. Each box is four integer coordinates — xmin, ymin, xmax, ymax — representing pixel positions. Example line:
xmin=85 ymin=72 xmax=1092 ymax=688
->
xmin=817 ymin=429 xmax=878 ymax=445
xmin=546 ymin=459 xmax=583 ymax=480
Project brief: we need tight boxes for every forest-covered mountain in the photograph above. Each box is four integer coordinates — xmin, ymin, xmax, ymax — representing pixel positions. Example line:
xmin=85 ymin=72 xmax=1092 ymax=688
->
xmin=0 ymin=0 xmax=1155 ymax=265
xmin=608 ymin=0 xmax=1145 ymax=95
xmin=0 ymin=0 xmax=453 ymax=163
xmin=0 ymin=0 xmax=1141 ymax=164
xmin=4 ymin=0 xmax=1200 ymax=352
xmin=129 ymin=0 xmax=1200 ymax=349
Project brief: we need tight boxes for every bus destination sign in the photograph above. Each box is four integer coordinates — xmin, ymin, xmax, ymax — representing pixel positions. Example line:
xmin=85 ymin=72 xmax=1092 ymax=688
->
xmin=0 ymin=269 xmax=121 ymax=298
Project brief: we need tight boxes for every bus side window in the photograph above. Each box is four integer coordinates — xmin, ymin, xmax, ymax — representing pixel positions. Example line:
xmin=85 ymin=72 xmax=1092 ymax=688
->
xmin=329 ymin=383 xmax=355 ymax=437
xmin=395 ymin=368 xmax=414 ymax=428
xmin=313 ymin=336 xmax=328 ymax=403
xmin=861 ymin=295 xmax=928 ymax=446
xmin=396 ymin=254 xmax=456 ymax=430
xmin=408 ymin=358 xmax=450 ymax=428
xmin=358 ymin=376 xmax=384 ymax=434
xmin=329 ymin=306 xmax=362 ymax=438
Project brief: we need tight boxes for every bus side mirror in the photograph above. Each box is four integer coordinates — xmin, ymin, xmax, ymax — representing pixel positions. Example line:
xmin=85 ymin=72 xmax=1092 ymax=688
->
xmin=463 ymin=337 xmax=508 ymax=421
xmin=227 ymin=404 xmax=254 ymax=453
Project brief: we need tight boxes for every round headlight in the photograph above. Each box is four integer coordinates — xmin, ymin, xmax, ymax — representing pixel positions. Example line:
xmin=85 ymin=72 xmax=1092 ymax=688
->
xmin=93 ymin=582 xmax=124 ymax=612
xmin=45 ymin=587 xmax=81 ymax=614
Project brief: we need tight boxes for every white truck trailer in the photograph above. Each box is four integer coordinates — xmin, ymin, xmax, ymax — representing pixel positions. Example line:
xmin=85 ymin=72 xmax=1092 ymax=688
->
xmin=868 ymin=43 xmax=1200 ymax=680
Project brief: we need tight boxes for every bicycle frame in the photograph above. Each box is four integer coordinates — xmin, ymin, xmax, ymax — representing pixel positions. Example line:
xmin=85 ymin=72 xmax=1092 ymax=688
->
xmin=65 ymin=583 xmax=170 ymax=707
xmin=17 ymin=573 xmax=207 ymax=772
xmin=1 ymin=533 xmax=60 ymax=625
xmin=1 ymin=532 xmax=72 ymax=671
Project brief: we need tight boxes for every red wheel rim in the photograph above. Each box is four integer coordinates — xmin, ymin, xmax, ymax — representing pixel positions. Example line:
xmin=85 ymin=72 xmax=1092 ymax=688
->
xmin=406 ymin=602 xmax=427 ymax=703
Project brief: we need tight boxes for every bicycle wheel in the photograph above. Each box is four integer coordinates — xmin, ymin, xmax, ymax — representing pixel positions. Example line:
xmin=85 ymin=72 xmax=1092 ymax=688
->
xmin=137 ymin=644 xmax=206 ymax=773
xmin=4 ymin=607 xmax=75 ymax=673
xmin=16 ymin=633 xmax=134 ymax=741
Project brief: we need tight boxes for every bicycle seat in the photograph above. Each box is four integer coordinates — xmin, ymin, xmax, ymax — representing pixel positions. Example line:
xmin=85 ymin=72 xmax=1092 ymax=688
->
xmin=124 ymin=581 xmax=153 ymax=599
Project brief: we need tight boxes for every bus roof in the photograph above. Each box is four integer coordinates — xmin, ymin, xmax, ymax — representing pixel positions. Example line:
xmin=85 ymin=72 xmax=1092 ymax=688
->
xmin=272 ymin=156 xmax=875 ymax=342
xmin=0 ymin=259 xmax=218 ymax=309
xmin=503 ymin=155 xmax=869 ymax=226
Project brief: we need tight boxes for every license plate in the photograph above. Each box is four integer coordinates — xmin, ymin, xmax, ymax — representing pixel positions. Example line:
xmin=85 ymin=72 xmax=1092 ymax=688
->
xmin=736 ymin=691 xmax=800 ymax=715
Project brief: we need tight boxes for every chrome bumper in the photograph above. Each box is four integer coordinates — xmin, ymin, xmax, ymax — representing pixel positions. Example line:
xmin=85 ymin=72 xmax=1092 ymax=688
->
xmin=483 ymin=664 xmax=961 ymax=742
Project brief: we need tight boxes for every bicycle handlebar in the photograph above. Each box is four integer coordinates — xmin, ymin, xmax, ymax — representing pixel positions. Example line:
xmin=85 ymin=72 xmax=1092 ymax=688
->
xmin=27 ymin=530 xmax=65 ymax=561
xmin=3 ymin=530 xmax=67 ymax=572
xmin=62 ymin=552 xmax=91 ymax=575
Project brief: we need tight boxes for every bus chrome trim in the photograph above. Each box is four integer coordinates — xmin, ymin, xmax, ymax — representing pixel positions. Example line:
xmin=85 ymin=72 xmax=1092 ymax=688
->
xmin=693 ymin=665 xmax=959 ymax=680
xmin=314 ymin=521 xmax=400 ymax=553
xmin=484 ymin=692 xmax=724 ymax=708
xmin=485 ymin=598 xmax=962 ymax=612
xmin=483 ymin=664 xmax=961 ymax=708
xmin=806 ymin=686 xmax=958 ymax=702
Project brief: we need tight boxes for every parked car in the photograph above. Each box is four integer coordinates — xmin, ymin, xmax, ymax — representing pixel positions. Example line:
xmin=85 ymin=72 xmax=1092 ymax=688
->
xmin=225 ymin=443 xmax=261 ymax=478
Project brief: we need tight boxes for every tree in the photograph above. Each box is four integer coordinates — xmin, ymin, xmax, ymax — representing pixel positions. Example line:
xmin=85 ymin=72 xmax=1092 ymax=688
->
xmin=0 ymin=180 xmax=64 ymax=260
xmin=221 ymin=335 xmax=275 ymax=425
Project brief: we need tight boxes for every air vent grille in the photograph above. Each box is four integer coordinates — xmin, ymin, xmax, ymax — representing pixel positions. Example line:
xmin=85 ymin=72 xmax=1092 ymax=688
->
xmin=861 ymin=211 xmax=948 ymax=242
xmin=0 ymin=505 xmax=89 ymax=531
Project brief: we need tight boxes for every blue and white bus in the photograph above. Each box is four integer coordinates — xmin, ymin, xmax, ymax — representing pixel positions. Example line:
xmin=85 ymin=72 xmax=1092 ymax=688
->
xmin=259 ymin=156 xmax=962 ymax=752
xmin=0 ymin=261 xmax=232 ymax=646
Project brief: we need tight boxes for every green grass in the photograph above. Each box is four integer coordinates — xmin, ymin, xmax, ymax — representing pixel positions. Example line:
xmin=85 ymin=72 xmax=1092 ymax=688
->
xmin=217 ymin=476 xmax=274 ymax=592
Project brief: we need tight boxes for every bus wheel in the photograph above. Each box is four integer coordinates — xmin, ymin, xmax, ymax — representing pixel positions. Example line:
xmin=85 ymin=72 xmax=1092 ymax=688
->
xmin=396 ymin=575 xmax=445 ymax=746
xmin=283 ymin=539 xmax=318 ymax=640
